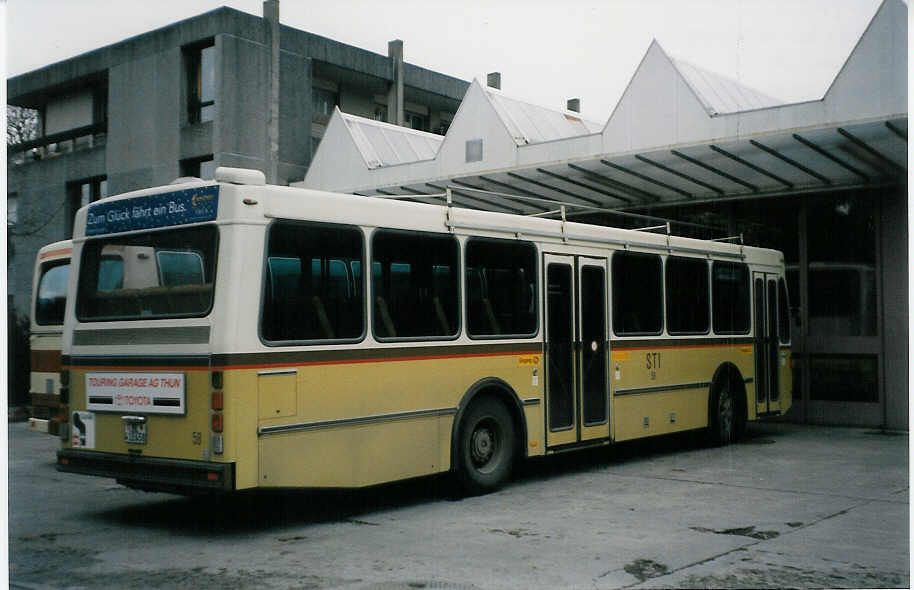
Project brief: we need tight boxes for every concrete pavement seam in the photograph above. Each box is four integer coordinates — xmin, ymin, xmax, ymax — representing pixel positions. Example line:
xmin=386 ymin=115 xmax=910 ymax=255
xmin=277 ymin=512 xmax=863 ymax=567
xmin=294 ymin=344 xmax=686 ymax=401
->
xmin=599 ymin=471 xmax=907 ymax=504
xmin=603 ymin=500 xmax=878 ymax=589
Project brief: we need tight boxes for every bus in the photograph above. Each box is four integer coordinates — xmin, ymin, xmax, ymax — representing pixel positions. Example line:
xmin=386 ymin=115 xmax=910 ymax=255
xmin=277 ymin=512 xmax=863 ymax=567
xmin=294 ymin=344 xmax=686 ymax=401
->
xmin=57 ymin=167 xmax=792 ymax=495
xmin=28 ymin=240 xmax=73 ymax=435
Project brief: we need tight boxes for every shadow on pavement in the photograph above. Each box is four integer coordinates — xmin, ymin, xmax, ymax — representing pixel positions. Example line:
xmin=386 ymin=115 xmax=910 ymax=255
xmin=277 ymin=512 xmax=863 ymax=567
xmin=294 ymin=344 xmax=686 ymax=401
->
xmin=87 ymin=422 xmax=783 ymax=536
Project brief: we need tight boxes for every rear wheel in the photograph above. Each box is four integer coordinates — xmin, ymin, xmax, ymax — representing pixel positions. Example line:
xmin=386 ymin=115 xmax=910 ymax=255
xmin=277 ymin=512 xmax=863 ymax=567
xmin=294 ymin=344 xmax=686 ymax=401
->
xmin=708 ymin=383 xmax=736 ymax=446
xmin=455 ymin=397 xmax=516 ymax=495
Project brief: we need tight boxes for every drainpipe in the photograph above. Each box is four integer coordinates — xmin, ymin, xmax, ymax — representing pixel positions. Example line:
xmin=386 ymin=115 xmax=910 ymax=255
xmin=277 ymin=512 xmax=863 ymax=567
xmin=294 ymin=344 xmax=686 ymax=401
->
xmin=387 ymin=40 xmax=404 ymax=126
xmin=264 ymin=0 xmax=280 ymax=184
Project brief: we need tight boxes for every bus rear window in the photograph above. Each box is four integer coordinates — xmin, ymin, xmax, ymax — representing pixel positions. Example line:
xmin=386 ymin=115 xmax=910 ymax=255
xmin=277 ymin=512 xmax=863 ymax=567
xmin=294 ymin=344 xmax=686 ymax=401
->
xmin=35 ymin=262 xmax=70 ymax=326
xmin=76 ymin=226 xmax=217 ymax=321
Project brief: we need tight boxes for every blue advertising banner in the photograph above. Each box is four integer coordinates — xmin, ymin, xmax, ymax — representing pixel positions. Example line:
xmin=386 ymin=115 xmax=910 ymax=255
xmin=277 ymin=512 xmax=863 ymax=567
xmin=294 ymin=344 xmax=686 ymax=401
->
xmin=85 ymin=186 xmax=220 ymax=236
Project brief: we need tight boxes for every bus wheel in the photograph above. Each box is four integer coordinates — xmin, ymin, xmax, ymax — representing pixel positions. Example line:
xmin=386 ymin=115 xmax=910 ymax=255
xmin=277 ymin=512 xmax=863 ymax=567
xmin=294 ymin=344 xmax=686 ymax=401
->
xmin=456 ymin=397 xmax=516 ymax=495
xmin=709 ymin=383 xmax=735 ymax=446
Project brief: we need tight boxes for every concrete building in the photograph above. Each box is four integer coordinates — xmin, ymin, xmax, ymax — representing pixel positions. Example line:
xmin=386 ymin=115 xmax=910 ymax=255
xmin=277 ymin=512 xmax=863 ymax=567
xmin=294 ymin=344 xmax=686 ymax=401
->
xmin=301 ymin=0 xmax=907 ymax=429
xmin=6 ymin=4 xmax=467 ymax=315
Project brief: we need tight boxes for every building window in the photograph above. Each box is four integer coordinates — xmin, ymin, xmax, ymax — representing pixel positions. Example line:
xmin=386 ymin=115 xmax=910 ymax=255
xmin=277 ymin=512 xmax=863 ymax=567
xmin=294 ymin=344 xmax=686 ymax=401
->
xmin=185 ymin=41 xmax=216 ymax=124
xmin=372 ymin=105 xmax=388 ymax=122
xmin=7 ymin=193 xmax=18 ymax=227
xmin=312 ymin=87 xmax=338 ymax=118
xmin=806 ymin=194 xmax=877 ymax=337
xmin=180 ymin=156 xmax=215 ymax=180
xmin=436 ymin=117 xmax=452 ymax=135
xmin=809 ymin=355 xmax=878 ymax=402
xmin=404 ymin=110 xmax=428 ymax=131
xmin=465 ymin=139 xmax=483 ymax=163
xmin=67 ymin=177 xmax=107 ymax=238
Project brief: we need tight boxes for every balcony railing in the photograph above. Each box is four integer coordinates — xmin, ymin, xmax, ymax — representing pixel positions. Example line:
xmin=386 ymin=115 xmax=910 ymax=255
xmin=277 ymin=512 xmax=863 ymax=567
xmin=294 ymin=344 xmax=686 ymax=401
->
xmin=8 ymin=122 xmax=107 ymax=164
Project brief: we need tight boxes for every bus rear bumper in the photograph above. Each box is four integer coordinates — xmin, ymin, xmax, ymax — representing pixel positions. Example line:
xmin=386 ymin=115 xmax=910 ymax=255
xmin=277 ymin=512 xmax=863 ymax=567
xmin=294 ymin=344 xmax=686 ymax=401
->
xmin=57 ymin=449 xmax=235 ymax=494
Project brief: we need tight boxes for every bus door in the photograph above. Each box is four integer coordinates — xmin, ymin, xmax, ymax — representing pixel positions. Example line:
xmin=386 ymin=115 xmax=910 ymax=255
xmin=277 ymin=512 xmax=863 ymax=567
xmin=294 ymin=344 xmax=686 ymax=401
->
xmin=753 ymin=273 xmax=781 ymax=415
xmin=544 ymin=254 xmax=610 ymax=448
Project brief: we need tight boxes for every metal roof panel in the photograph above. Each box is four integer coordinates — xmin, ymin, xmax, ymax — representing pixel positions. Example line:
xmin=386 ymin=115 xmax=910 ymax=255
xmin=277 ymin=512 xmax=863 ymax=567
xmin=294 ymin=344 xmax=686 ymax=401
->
xmin=672 ymin=58 xmax=785 ymax=115
xmin=486 ymin=89 xmax=602 ymax=145
xmin=342 ymin=113 xmax=443 ymax=169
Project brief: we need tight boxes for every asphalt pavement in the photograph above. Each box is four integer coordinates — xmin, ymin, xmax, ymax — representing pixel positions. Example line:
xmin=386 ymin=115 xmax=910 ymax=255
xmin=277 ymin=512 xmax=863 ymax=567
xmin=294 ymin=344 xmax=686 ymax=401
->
xmin=7 ymin=419 xmax=909 ymax=589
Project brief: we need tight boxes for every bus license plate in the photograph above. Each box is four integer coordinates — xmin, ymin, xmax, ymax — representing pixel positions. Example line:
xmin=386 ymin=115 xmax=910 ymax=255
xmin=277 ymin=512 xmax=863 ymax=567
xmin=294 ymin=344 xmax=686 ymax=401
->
xmin=123 ymin=417 xmax=147 ymax=444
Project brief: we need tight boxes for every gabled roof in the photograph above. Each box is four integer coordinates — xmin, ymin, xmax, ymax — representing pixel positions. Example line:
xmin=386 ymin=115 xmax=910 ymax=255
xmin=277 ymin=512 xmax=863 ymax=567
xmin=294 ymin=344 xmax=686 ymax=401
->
xmin=670 ymin=56 xmax=785 ymax=115
xmin=485 ymin=88 xmax=602 ymax=145
xmin=299 ymin=0 xmax=905 ymax=215
xmin=341 ymin=112 xmax=443 ymax=169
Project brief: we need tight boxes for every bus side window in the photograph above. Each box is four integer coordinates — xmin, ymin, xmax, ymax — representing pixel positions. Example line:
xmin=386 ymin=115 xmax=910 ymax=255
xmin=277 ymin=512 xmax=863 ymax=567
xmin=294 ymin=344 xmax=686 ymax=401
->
xmin=778 ymin=277 xmax=791 ymax=344
xmin=612 ymin=251 xmax=663 ymax=336
xmin=262 ymin=221 xmax=364 ymax=343
xmin=712 ymin=261 xmax=751 ymax=335
xmin=666 ymin=256 xmax=710 ymax=335
xmin=465 ymin=238 xmax=537 ymax=338
xmin=371 ymin=230 xmax=459 ymax=339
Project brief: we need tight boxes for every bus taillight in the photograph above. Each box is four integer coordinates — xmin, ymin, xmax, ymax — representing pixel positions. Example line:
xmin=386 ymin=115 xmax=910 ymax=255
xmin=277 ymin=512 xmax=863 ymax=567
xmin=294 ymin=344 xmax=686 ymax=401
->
xmin=59 ymin=370 xmax=70 ymax=404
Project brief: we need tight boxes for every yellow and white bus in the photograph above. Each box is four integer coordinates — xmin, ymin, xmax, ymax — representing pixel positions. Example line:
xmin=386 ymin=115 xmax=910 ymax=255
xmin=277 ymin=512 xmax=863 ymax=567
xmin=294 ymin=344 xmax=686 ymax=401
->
xmin=28 ymin=240 xmax=73 ymax=435
xmin=57 ymin=168 xmax=791 ymax=495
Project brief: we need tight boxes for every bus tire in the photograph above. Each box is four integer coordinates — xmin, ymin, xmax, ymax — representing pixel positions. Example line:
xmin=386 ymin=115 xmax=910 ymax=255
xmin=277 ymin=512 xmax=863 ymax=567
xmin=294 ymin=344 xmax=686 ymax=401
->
xmin=455 ymin=397 xmax=516 ymax=496
xmin=708 ymin=381 xmax=736 ymax=446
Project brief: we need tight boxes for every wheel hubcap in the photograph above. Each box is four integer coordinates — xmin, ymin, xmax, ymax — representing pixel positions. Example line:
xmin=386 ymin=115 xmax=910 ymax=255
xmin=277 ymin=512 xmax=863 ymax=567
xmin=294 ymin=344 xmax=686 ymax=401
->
xmin=470 ymin=421 xmax=497 ymax=468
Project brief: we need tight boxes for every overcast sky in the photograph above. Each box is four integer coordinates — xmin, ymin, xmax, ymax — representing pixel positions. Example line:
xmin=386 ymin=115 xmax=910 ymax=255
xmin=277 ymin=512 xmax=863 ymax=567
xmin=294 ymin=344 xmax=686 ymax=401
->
xmin=5 ymin=0 xmax=885 ymax=122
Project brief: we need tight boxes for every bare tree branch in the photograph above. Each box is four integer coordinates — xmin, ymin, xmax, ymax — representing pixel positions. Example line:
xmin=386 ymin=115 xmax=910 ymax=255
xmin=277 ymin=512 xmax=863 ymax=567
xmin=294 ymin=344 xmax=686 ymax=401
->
xmin=7 ymin=105 xmax=40 ymax=145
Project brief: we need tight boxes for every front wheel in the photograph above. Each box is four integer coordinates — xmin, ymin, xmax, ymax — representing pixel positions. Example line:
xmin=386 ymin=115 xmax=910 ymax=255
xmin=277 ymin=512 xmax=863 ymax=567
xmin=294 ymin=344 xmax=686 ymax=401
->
xmin=455 ymin=398 xmax=516 ymax=496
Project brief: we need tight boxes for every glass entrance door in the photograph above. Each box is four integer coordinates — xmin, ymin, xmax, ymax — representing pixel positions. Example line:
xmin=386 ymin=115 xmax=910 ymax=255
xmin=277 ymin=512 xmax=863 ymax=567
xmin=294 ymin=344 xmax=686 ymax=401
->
xmin=753 ymin=273 xmax=781 ymax=416
xmin=544 ymin=254 xmax=609 ymax=447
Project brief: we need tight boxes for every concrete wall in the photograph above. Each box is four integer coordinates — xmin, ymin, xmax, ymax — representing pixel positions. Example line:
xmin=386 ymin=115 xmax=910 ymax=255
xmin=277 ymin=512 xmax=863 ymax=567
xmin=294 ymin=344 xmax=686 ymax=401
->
xmin=278 ymin=52 xmax=311 ymax=183
xmin=44 ymin=89 xmax=93 ymax=135
xmin=107 ymin=49 xmax=181 ymax=195
xmin=7 ymin=147 xmax=105 ymax=313
xmin=213 ymin=33 xmax=268 ymax=174
xmin=340 ymin=91 xmax=377 ymax=119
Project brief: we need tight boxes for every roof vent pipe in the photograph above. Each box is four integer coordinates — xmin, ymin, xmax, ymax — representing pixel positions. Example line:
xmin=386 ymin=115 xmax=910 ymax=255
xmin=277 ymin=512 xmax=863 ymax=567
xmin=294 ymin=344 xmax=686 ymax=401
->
xmin=486 ymin=72 xmax=501 ymax=90
xmin=567 ymin=98 xmax=581 ymax=113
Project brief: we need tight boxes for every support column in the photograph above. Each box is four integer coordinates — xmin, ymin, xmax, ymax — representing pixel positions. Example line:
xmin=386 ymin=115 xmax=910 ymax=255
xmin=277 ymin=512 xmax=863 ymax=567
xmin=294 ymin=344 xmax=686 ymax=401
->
xmin=387 ymin=40 xmax=404 ymax=126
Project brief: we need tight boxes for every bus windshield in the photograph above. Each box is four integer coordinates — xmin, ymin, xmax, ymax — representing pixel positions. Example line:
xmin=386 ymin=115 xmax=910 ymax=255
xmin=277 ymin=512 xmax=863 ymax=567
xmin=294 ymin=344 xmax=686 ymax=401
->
xmin=76 ymin=225 xmax=217 ymax=321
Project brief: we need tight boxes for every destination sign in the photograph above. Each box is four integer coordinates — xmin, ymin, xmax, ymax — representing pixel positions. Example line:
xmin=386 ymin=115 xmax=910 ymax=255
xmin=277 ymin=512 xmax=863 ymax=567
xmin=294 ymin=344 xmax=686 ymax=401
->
xmin=85 ymin=185 xmax=219 ymax=236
